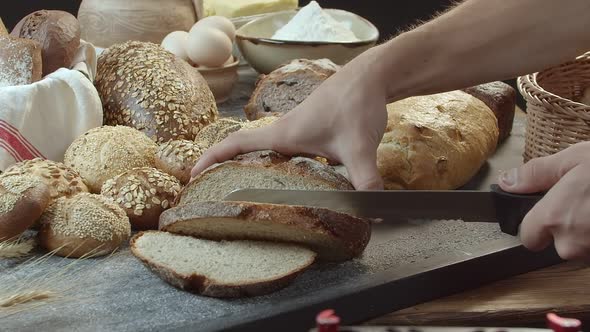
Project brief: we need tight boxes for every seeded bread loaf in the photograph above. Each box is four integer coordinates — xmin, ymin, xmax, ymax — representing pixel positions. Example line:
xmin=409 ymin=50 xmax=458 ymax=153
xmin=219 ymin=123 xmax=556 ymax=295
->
xmin=2 ymin=158 xmax=89 ymax=202
xmin=0 ymin=35 xmax=42 ymax=87
xmin=38 ymin=193 xmax=131 ymax=258
xmin=131 ymin=231 xmax=316 ymax=298
xmin=194 ymin=116 xmax=279 ymax=149
xmin=0 ymin=174 xmax=51 ymax=240
xmin=378 ymin=90 xmax=499 ymax=190
xmin=101 ymin=167 xmax=181 ymax=230
xmin=64 ymin=126 xmax=158 ymax=193
xmin=160 ymin=201 xmax=371 ymax=261
xmin=244 ymin=59 xmax=339 ymax=120
xmin=96 ymin=41 xmax=218 ymax=143
xmin=462 ymin=81 xmax=516 ymax=142
xmin=155 ymin=140 xmax=206 ymax=184
xmin=178 ymin=150 xmax=353 ymax=204
xmin=11 ymin=10 xmax=80 ymax=76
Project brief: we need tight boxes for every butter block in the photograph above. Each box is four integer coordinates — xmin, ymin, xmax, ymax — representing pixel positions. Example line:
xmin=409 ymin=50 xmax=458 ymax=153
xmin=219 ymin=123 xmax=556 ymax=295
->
xmin=206 ymin=0 xmax=298 ymax=18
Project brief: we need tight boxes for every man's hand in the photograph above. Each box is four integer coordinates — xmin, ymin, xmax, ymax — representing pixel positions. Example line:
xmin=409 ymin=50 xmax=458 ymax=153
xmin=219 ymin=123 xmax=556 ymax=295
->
xmin=191 ymin=49 xmax=388 ymax=190
xmin=499 ymin=142 xmax=590 ymax=261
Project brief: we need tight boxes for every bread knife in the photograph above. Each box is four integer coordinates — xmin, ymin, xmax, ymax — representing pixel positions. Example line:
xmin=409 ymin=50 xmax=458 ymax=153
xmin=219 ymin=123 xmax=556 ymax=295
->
xmin=222 ymin=185 xmax=544 ymax=236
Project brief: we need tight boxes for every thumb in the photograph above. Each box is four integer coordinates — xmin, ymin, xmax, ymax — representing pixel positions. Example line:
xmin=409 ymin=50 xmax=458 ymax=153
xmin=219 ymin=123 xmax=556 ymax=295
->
xmin=343 ymin=152 xmax=384 ymax=190
xmin=498 ymin=153 xmax=578 ymax=194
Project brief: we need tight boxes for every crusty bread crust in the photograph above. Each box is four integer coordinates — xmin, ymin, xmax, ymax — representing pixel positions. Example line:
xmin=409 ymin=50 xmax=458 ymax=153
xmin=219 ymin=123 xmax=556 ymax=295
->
xmin=0 ymin=35 xmax=42 ymax=87
xmin=155 ymin=140 xmax=205 ymax=185
xmin=160 ymin=201 xmax=371 ymax=261
xmin=0 ymin=179 xmax=51 ymax=240
xmin=378 ymin=90 xmax=499 ymax=190
xmin=96 ymin=41 xmax=218 ymax=143
xmin=130 ymin=231 xmax=315 ymax=298
xmin=177 ymin=150 xmax=354 ymax=205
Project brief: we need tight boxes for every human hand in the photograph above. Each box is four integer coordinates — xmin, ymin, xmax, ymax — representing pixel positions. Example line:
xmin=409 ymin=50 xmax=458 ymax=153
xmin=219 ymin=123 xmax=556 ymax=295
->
xmin=191 ymin=49 xmax=389 ymax=190
xmin=498 ymin=141 xmax=590 ymax=260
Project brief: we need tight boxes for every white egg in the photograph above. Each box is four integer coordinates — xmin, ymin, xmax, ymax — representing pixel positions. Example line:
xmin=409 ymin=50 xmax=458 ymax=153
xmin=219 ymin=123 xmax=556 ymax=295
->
xmin=161 ymin=31 xmax=190 ymax=61
xmin=191 ymin=16 xmax=236 ymax=42
xmin=187 ymin=27 xmax=233 ymax=67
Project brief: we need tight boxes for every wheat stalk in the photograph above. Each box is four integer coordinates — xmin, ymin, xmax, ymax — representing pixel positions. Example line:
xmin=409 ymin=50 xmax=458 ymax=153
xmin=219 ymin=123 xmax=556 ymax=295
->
xmin=0 ymin=236 xmax=35 ymax=259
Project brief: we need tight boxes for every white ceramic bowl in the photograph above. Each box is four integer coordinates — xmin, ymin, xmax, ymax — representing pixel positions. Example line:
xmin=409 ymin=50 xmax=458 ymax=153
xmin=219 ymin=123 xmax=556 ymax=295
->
xmin=235 ymin=8 xmax=379 ymax=74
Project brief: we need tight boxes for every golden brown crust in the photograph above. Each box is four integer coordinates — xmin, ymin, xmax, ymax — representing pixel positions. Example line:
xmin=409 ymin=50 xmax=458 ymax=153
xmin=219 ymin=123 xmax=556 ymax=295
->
xmin=155 ymin=140 xmax=205 ymax=185
xmin=96 ymin=41 xmax=218 ymax=143
xmin=0 ymin=176 xmax=51 ymax=240
xmin=159 ymin=201 xmax=371 ymax=261
xmin=37 ymin=227 xmax=127 ymax=258
xmin=11 ymin=10 xmax=81 ymax=76
xmin=194 ymin=116 xmax=280 ymax=150
xmin=0 ymin=35 xmax=42 ymax=86
xmin=101 ymin=167 xmax=182 ymax=230
xmin=64 ymin=126 xmax=158 ymax=193
xmin=378 ymin=90 xmax=499 ymax=190
xmin=130 ymin=231 xmax=315 ymax=298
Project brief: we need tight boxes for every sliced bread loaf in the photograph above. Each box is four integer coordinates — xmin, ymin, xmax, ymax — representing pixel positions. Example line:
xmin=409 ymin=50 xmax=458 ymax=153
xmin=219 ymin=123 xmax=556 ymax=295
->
xmin=160 ymin=201 xmax=371 ymax=261
xmin=130 ymin=231 xmax=316 ymax=298
xmin=178 ymin=150 xmax=353 ymax=204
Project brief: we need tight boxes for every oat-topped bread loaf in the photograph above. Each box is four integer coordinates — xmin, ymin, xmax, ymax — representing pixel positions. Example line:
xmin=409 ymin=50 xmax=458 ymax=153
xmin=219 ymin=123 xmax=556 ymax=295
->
xmin=96 ymin=41 xmax=218 ymax=143
xmin=378 ymin=90 xmax=499 ymax=190
xmin=178 ymin=150 xmax=353 ymax=204
xmin=160 ymin=201 xmax=371 ymax=261
xmin=155 ymin=140 xmax=206 ymax=184
xmin=462 ymin=81 xmax=516 ymax=142
xmin=0 ymin=174 xmax=51 ymax=240
xmin=244 ymin=59 xmax=339 ymax=120
xmin=101 ymin=167 xmax=182 ymax=230
xmin=194 ymin=116 xmax=279 ymax=149
xmin=2 ymin=158 xmax=88 ymax=202
xmin=38 ymin=193 xmax=131 ymax=258
xmin=64 ymin=126 xmax=158 ymax=193
xmin=131 ymin=231 xmax=316 ymax=298
xmin=0 ymin=35 xmax=42 ymax=87
xmin=11 ymin=10 xmax=80 ymax=76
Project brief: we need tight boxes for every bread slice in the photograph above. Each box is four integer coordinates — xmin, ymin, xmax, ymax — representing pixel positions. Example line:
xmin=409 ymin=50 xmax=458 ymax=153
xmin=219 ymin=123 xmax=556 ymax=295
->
xmin=178 ymin=150 xmax=353 ymax=204
xmin=0 ymin=35 xmax=42 ymax=87
xmin=160 ymin=201 xmax=371 ymax=261
xmin=130 ymin=231 xmax=316 ymax=298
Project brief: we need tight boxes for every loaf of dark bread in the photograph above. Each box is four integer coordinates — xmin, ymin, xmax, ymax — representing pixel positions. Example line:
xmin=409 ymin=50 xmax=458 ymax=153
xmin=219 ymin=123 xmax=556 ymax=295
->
xmin=463 ymin=81 xmax=516 ymax=142
xmin=11 ymin=10 xmax=81 ymax=76
xmin=0 ymin=35 xmax=42 ymax=87
xmin=244 ymin=59 xmax=339 ymax=120
xmin=96 ymin=41 xmax=218 ymax=143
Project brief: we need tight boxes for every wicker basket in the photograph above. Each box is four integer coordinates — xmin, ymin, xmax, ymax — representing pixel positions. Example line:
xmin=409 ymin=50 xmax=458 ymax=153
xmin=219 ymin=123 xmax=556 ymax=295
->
xmin=517 ymin=52 xmax=590 ymax=162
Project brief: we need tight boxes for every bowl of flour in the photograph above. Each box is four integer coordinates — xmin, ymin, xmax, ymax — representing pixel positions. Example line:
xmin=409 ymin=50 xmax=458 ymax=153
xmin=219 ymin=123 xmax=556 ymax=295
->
xmin=235 ymin=1 xmax=379 ymax=74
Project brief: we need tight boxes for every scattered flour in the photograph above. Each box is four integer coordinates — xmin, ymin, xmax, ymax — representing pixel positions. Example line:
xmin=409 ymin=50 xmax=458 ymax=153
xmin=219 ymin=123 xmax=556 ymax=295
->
xmin=272 ymin=1 xmax=359 ymax=42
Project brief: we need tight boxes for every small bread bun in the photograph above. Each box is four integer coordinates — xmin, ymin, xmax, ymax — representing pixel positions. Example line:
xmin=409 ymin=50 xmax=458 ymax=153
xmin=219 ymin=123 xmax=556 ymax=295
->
xmin=155 ymin=140 xmax=205 ymax=184
xmin=2 ymin=158 xmax=89 ymax=202
xmin=11 ymin=10 xmax=81 ymax=76
xmin=64 ymin=126 xmax=158 ymax=193
xmin=0 ymin=174 xmax=51 ymax=240
xmin=38 ymin=193 xmax=131 ymax=258
xmin=101 ymin=167 xmax=181 ymax=230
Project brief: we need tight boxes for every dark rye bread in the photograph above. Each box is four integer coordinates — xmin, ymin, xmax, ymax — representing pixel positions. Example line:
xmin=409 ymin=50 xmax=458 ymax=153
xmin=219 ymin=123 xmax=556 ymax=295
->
xmin=96 ymin=41 xmax=218 ymax=143
xmin=0 ymin=35 xmax=42 ymax=87
xmin=244 ymin=59 xmax=339 ymax=120
xmin=462 ymin=81 xmax=516 ymax=142
xmin=130 ymin=231 xmax=316 ymax=298
xmin=160 ymin=201 xmax=371 ymax=261
xmin=177 ymin=150 xmax=354 ymax=204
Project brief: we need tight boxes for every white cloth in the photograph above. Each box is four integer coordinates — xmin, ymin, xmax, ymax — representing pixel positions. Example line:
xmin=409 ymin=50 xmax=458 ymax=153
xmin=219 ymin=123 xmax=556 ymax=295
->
xmin=0 ymin=40 xmax=103 ymax=171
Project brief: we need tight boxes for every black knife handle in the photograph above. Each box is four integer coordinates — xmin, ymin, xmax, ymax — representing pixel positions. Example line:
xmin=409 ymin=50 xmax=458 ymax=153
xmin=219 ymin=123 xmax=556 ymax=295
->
xmin=490 ymin=184 xmax=545 ymax=236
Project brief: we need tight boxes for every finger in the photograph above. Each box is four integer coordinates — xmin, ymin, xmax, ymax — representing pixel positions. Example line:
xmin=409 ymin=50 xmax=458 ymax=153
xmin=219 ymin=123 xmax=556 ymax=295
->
xmin=342 ymin=151 xmax=383 ymax=190
xmin=190 ymin=127 xmax=275 ymax=178
xmin=553 ymin=234 xmax=590 ymax=261
xmin=519 ymin=199 xmax=555 ymax=252
xmin=498 ymin=150 xmax=580 ymax=194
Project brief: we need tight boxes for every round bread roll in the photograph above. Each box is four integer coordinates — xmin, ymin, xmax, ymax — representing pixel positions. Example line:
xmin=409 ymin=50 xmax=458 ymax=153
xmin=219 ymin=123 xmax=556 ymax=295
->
xmin=64 ymin=125 xmax=158 ymax=193
xmin=96 ymin=41 xmax=218 ymax=143
xmin=101 ymin=167 xmax=182 ymax=230
xmin=378 ymin=90 xmax=499 ymax=190
xmin=0 ymin=174 xmax=51 ymax=240
xmin=155 ymin=140 xmax=205 ymax=184
xmin=2 ymin=158 xmax=88 ymax=201
xmin=194 ymin=116 xmax=279 ymax=150
xmin=11 ymin=10 xmax=81 ymax=76
xmin=38 ymin=193 xmax=131 ymax=258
